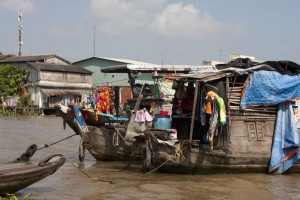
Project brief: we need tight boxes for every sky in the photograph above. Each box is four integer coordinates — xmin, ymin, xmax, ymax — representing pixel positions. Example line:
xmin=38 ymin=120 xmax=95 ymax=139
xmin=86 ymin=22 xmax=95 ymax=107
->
xmin=1 ymin=0 xmax=300 ymax=65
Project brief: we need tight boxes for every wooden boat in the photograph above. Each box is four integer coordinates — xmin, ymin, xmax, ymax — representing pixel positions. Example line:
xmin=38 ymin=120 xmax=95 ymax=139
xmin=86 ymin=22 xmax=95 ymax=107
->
xmin=58 ymin=64 xmax=201 ymax=162
xmin=55 ymin=105 xmax=138 ymax=161
xmin=55 ymin=82 xmax=161 ymax=162
xmin=0 ymin=154 xmax=66 ymax=194
xmin=140 ymin=61 xmax=300 ymax=174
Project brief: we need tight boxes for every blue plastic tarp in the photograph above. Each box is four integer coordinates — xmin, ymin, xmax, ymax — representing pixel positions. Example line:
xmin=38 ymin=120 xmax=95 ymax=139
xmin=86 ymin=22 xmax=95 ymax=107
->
xmin=240 ymin=71 xmax=300 ymax=109
xmin=98 ymin=113 xmax=128 ymax=122
xmin=268 ymin=102 xmax=300 ymax=174
xmin=240 ymin=70 xmax=300 ymax=174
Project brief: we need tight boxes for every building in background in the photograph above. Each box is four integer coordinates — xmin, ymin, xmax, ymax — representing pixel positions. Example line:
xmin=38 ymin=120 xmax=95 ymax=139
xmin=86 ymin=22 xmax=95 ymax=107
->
xmin=73 ymin=57 xmax=155 ymax=105
xmin=0 ymin=55 xmax=93 ymax=112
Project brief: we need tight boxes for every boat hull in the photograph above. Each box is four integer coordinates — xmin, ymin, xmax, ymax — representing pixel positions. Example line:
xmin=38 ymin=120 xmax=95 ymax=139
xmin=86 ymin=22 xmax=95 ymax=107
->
xmin=81 ymin=125 xmax=134 ymax=161
xmin=0 ymin=154 xmax=65 ymax=194
xmin=145 ymin=131 xmax=277 ymax=174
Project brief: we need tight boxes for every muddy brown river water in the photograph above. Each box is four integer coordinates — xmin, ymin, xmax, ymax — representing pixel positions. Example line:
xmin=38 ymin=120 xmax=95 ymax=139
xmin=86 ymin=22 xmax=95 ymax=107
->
xmin=1 ymin=116 xmax=300 ymax=200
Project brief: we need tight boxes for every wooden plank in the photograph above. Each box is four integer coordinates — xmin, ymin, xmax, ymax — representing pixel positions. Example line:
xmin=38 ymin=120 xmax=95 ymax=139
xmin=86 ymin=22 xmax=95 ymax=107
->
xmin=231 ymin=86 xmax=244 ymax=89
xmin=229 ymin=101 xmax=241 ymax=105
xmin=230 ymin=108 xmax=277 ymax=114
xmin=230 ymin=112 xmax=276 ymax=117
xmin=230 ymin=105 xmax=276 ymax=110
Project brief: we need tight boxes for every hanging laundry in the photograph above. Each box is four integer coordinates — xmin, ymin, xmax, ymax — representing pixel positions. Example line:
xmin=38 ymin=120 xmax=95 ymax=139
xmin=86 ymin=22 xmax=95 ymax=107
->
xmin=206 ymin=101 xmax=212 ymax=114
xmin=175 ymin=82 xmax=186 ymax=99
xmin=96 ymin=87 xmax=112 ymax=114
xmin=182 ymin=83 xmax=195 ymax=113
xmin=110 ymin=87 xmax=116 ymax=115
xmin=216 ymin=97 xmax=226 ymax=125
xmin=200 ymin=87 xmax=207 ymax=126
xmin=207 ymin=101 xmax=219 ymax=142
xmin=206 ymin=91 xmax=226 ymax=125
xmin=134 ymin=109 xmax=153 ymax=122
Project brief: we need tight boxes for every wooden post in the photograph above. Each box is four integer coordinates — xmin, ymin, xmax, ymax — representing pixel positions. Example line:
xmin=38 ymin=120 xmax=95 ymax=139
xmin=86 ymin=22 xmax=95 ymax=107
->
xmin=189 ymin=81 xmax=199 ymax=142
xmin=1 ymin=96 xmax=5 ymax=114
xmin=225 ymin=75 xmax=230 ymax=148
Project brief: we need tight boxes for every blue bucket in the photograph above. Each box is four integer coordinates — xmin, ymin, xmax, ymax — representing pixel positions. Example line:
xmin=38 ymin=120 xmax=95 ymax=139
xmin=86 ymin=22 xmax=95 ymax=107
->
xmin=153 ymin=114 xmax=171 ymax=130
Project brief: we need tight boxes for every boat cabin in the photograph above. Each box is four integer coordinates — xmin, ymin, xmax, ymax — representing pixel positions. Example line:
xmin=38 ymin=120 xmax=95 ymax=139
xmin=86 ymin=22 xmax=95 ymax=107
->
xmin=101 ymin=64 xmax=216 ymax=116
xmin=149 ymin=60 xmax=300 ymax=174
xmin=161 ymin=71 xmax=277 ymax=159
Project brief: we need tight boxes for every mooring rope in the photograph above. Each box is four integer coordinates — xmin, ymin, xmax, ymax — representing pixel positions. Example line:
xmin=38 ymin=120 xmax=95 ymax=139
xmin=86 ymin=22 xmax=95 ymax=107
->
xmin=140 ymin=142 xmax=188 ymax=176
xmin=140 ymin=157 xmax=172 ymax=176
xmin=64 ymin=157 xmax=115 ymax=184
xmin=37 ymin=133 xmax=78 ymax=150
xmin=13 ymin=133 xmax=79 ymax=163
xmin=112 ymin=124 xmax=131 ymax=146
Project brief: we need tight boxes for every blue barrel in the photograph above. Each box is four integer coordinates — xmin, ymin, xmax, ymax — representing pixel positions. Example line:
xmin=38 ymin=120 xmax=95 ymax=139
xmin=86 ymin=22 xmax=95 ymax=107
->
xmin=153 ymin=114 xmax=171 ymax=130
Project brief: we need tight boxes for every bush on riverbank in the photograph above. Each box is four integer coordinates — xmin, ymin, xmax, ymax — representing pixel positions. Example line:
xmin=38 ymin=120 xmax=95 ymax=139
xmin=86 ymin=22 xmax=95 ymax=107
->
xmin=0 ymin=94 xmax=38 ymax=116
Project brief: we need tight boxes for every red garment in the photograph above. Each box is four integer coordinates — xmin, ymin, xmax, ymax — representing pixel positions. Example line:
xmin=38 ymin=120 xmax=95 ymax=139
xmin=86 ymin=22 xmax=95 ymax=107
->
xmin=96 ymin=87 xmax=112 ymax=114
xmin=82 ymin=109 xmax=89 ymax=120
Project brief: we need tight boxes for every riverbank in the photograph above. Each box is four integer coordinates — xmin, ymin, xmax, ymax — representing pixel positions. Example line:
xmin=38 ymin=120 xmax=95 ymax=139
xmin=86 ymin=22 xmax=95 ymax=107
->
xmin=0 ymin=106 xmax=44 ymax=116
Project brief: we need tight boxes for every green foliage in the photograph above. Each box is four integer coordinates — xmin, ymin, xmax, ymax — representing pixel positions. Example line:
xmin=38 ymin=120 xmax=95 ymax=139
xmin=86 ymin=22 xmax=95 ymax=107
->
xmin=0 ymin=193 xmax=18 ymax=200
xmin=22 ymin=191 xmax=38 ymax=200
xmin=17 ymin=94 xmax=34 ymax=107
xmin=0 ymin=54 xmax=15 ymax=60
xmin=0 ymin=65 xmax=27 ymax=97
xmin=0 ymin=191 xmax=38 ymax=200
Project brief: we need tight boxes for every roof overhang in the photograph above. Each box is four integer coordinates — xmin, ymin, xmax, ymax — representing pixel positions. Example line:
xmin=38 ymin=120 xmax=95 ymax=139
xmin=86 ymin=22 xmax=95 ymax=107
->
xmin=41 ymin=89 xmax=82 ymax=97
xmin=101 ymin=64 xmax=215 ymax=73
xmin=160 ymin=71 xmax=230 ymax=82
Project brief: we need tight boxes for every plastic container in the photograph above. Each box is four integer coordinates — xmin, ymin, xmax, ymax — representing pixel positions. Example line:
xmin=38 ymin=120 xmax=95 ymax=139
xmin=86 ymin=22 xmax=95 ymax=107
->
xmin=153 ymin=114 xmax=171 ymax=130
xmin=160 ymin=110 xmax=168 ymax=116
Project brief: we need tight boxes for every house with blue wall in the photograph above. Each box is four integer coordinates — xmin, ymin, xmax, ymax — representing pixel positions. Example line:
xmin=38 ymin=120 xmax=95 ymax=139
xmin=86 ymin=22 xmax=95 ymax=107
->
xmin=72 ymin=57 xmax=155 ymax=87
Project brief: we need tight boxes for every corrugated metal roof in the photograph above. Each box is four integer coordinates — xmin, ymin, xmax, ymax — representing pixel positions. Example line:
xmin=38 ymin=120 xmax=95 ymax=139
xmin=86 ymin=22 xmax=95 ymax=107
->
xmin=97 ymin=57 xmax=153 ymax=65
xmin=0 ymin=54 xmax=71 ymax=64
xmin=41 ymin=89 xmax=82 ymax=97
xmin=101 ymin=64 xmax=214 ymax=73
xmin=160 ymin=71 xmax=229 ymax=82
xmin=73 ymin=56 xmax=154 ymax=65
xmin=29 ymin=62 xmax=92 ymax=74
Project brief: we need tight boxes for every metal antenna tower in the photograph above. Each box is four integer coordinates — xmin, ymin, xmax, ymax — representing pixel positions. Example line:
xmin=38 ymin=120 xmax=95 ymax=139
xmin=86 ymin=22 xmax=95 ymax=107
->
xmin=18 ymin=10 xmax=23 ymax=56
xmin=93 ymin=26 xmax=95 ymax=56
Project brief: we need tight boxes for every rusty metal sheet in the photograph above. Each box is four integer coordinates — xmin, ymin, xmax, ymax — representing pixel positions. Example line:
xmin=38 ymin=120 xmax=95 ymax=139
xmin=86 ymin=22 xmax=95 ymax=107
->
xmin=161 ymin=72 xmax=230 ymax=82
xmin=41 ymin=89 xmax=82 ymax=97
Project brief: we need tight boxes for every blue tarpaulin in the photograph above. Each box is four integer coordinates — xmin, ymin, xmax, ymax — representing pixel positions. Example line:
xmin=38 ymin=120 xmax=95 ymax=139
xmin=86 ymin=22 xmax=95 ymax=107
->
xmin=268 ymin=102 xmax=300 ymax=174
xmin=240 ymin=71 xmax=300 ymax=109
xmin=240 ymin=70 xmax=300 ymax=174
xmin=98 ymin=113 xmax=128 ymax=122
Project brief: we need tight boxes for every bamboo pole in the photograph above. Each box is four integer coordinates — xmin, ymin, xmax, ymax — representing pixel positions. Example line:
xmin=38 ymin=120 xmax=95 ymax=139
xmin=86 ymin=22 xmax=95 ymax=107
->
xmin=189 ymin=81 xmax=199 ymax=142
